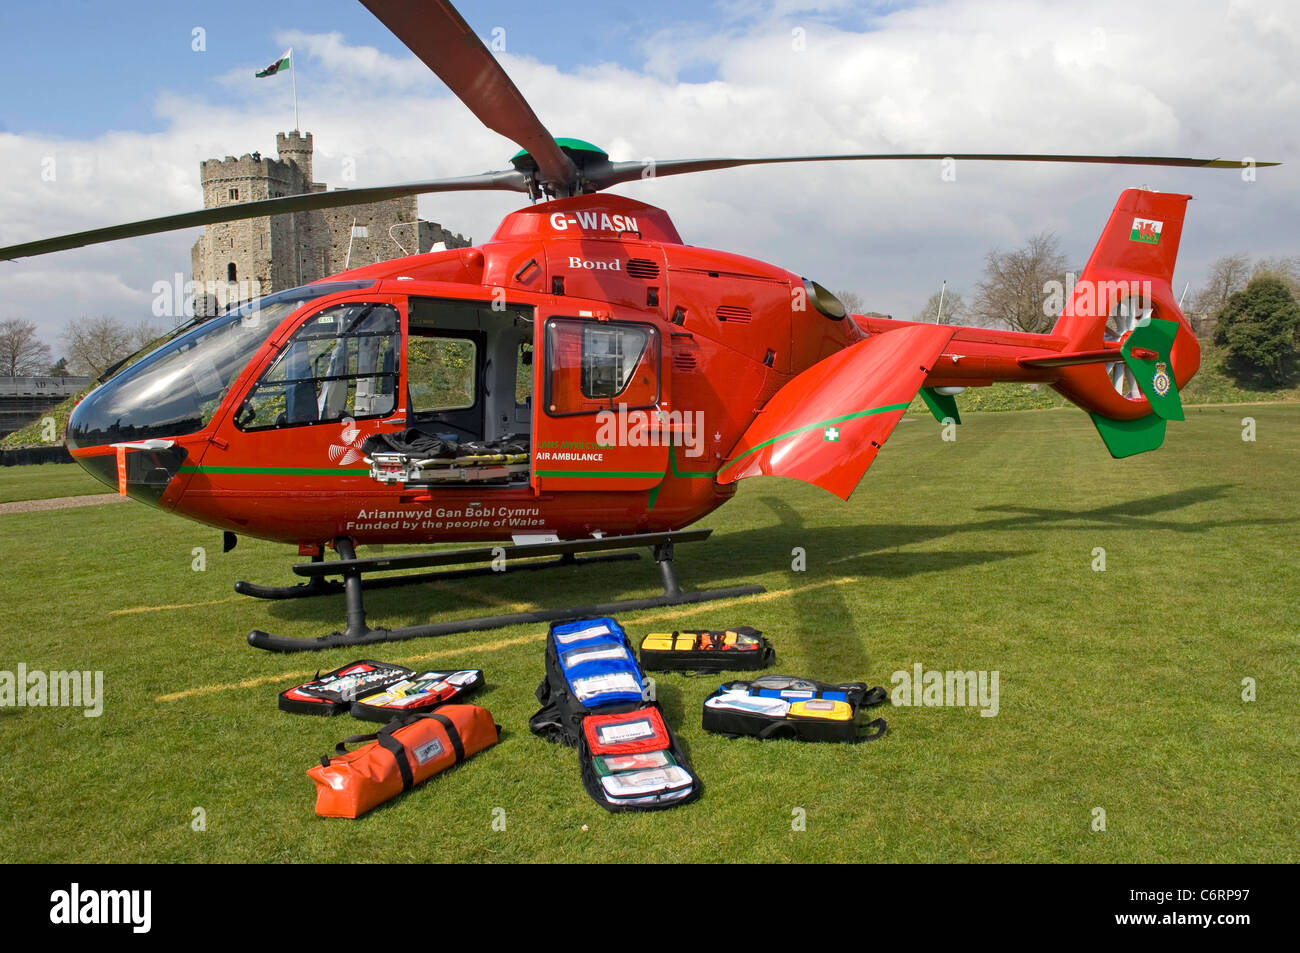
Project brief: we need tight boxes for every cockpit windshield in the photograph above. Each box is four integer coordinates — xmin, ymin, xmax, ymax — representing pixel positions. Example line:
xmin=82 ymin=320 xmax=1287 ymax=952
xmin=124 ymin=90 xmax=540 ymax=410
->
xmin=66 ymin=280 xmax=376 ymax=448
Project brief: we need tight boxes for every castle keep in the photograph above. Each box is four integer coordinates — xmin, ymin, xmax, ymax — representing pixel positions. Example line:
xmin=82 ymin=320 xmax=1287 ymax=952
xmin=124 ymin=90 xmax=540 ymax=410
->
xmin=191 ymin=131 xmax=469 ymax=312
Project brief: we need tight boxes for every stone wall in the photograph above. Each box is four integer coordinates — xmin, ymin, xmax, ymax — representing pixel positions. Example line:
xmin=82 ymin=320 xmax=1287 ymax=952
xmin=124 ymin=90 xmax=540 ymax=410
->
xmin=191 ymin=150 xmax=310 ymax=312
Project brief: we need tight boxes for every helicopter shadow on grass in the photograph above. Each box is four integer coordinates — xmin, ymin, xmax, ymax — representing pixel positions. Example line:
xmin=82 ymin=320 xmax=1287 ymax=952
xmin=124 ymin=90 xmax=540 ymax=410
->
xmin=737 ymin=482 xmax=1278 ymax=572
xmin=966 ymin=483 xmax=1289 ymax=534
xmin=730 ymin=482 xmax=1297 ymax=587
xmin=665 ymin=482 xmax=1284 ymax=677
xmin=249 ymin=509 xmax=1031 ymax=646
xmin=244 ymin=498 xmax=1027 ymax=683
xmin=712 ymin=495 xmax=1037 ymax=679
xmin=249 ymin=481 xmax=1281 ymax=657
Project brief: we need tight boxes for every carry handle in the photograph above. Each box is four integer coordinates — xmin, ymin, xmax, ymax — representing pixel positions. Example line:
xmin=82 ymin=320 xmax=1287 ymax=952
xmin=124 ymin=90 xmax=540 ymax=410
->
xmin=319 ymin=731 xmax=379 ymax=767
xmin=328 ymin=731 xmax=381 ymax=758
xmin=756 ymin=720 xmax=798 ymax=740
xmin=321 ymin=712 xmax=463 ymax=789
xmin=323 ymin=713 xmax=420 ymax=763
xmin=854 ymin=717 xmax=887 ymax=743
xmin=860 ymin=686 xmax=889 ymax=709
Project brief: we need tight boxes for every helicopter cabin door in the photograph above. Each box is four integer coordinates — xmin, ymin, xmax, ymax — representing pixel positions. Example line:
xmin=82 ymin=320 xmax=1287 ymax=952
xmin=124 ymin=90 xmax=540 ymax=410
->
xmin=533 ymin=310 xmax=670 ymax=492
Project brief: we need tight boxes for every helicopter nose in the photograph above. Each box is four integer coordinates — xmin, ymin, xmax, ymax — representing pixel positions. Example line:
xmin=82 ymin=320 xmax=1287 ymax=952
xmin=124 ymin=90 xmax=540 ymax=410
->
xmin=66 ymin=398 xmax=189 ymax=506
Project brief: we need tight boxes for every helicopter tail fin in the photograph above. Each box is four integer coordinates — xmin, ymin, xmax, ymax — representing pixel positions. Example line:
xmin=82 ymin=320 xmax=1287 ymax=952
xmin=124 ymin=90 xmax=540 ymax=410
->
xmin=717 ymin=324 xmax=955 ymax=499
xmin=1048 ymin=188 xmax=1200 ymax=457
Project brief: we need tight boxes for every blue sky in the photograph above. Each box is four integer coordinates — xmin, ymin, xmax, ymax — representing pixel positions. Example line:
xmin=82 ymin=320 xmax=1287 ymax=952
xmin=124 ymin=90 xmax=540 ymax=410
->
xmin=0 ymin=0 xmax=881 ymax=137
xmin=1 ymin=0 xmax=1295 ymax=346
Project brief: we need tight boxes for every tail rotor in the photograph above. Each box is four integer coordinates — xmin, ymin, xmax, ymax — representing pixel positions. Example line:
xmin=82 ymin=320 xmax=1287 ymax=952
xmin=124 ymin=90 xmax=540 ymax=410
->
xmin=1104 ymin=294 xmax=1153 ymax=400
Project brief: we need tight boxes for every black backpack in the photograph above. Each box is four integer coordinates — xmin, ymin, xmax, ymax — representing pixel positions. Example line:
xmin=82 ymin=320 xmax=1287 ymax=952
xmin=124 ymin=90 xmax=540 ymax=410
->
xmin=529 ymin=617 xmax=701 ymax=812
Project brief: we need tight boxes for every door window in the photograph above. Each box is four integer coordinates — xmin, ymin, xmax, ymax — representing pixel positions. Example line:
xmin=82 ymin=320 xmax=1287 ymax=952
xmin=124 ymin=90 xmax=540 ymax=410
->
xmin=544 ymin=318 xmax=659 ymax=415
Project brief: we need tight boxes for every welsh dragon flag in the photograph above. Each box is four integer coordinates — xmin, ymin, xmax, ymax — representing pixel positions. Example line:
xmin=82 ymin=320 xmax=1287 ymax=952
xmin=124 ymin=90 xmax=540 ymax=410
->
xmin=255 ymin=49 xmax=291 ymax=78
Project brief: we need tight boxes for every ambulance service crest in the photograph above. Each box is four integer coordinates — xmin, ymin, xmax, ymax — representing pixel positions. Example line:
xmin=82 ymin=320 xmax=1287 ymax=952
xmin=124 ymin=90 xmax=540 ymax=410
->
xmin=1152 ymin=362 xmax=1172 ymax=397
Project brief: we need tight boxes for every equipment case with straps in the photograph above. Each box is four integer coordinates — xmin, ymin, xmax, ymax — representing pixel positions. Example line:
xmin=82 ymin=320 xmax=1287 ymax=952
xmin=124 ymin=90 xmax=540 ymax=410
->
xmin=639 ymin=626 xmax=775 ymax=672
xmin=529 ymin=617 xmax=646 ymax=745
xmin=702 ymin=674 xmax=888 ymax=743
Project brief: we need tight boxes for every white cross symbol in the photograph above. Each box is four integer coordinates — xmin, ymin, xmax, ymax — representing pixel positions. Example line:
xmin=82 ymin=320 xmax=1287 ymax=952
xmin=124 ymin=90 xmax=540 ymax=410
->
xmin=824 ymin=426 xmax=840 ymax=442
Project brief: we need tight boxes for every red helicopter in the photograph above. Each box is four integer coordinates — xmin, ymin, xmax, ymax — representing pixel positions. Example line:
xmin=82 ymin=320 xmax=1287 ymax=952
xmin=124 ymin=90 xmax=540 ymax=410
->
xmin=0 ymin=0 xmax=1273 ymax=651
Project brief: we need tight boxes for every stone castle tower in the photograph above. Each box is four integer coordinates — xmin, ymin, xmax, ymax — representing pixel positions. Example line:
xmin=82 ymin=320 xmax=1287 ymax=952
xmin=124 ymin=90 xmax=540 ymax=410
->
xmin=191 ymin=131 xmax=470 ymax=313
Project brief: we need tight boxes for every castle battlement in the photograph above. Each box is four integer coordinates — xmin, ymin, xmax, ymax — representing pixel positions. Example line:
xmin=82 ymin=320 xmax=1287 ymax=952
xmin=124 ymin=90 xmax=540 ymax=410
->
xmin=276 ymin=130 xmax=313 ymax=181
xmin=200 ymin=154 xmax=294 ymax=174
xmin=200 ymin=155 xmax=299 ymax=187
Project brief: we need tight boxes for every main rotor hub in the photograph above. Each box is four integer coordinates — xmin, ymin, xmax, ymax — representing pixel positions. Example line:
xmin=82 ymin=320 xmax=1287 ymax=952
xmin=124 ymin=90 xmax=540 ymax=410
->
xmin=510 ymin=138 xmax=609 ymax=198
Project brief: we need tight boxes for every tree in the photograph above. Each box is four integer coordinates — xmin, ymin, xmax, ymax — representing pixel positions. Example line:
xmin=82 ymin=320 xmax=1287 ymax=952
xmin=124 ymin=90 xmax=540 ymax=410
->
xmin=130 ymin=320 xmax=164 ymax=352
xmin=63 ymin=316 xmax=134 ymax=377
xmin=1250 ymin=256 xmax=1300 ymax=299
xmin=973 ymin=231 xmax=1069 ymax=334
xmin=47 ymin=357 xmax=71 ymax=377
xmin=0 ymin=318 xmax=53 ymax=377
xmin=1190 ymin=253 xmax=1251 ymax=319
xmin=834 ymin=289 xmax=866 ymax=315
xmin=913 ymin=288 xmax=967 ymax=324
xmin=1213 ymin=275 xmax=1300 ymax=387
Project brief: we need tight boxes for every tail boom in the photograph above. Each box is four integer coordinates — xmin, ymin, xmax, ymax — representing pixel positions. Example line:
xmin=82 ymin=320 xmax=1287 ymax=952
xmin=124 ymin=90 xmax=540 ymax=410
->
xmin=857 ymin=188 xmax=1199 ymax=453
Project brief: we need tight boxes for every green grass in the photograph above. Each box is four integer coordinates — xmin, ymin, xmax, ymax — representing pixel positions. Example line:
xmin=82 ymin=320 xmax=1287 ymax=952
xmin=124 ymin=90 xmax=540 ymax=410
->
xmin=0 ymin=404 xmax=1296 ymax=862
xmin=0 ymin=462 xmax=112 ymax=503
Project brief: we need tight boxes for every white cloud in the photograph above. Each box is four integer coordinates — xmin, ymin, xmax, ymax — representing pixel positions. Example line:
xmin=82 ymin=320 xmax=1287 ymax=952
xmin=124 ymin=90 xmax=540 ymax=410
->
xmin=1 ymin=0 xmax=1295 ymax=349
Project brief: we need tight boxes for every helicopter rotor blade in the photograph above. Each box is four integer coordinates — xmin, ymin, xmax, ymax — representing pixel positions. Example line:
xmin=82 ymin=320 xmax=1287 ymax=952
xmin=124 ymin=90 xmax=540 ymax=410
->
xmin=587 ymin=152 xmax=1278 ymax=190
xmin=359 ymin=0 xmax=578 ymax=194
xmin=0 ymin=170 xmax=529 ymax=261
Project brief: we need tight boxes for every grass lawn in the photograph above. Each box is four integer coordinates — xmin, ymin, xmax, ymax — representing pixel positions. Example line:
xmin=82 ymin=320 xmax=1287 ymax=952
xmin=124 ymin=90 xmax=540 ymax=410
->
xmin=0 ymin=462 xmax=112 ymax=503
xmin=0 ymin=403 xmax=1295 ymax=863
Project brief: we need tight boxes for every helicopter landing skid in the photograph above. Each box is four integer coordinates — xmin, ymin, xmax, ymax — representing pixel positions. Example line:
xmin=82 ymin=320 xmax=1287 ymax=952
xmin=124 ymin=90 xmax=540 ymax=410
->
xmin=245 ymin=529 xmax=765 ymax=653
xmin=234 ymin=551 xmax=638 ymax=601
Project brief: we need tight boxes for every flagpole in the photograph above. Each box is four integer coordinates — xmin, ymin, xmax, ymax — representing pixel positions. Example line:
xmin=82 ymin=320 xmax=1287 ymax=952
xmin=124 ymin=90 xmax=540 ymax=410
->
xmin=290 ymin=47 xmax=299 ymax=131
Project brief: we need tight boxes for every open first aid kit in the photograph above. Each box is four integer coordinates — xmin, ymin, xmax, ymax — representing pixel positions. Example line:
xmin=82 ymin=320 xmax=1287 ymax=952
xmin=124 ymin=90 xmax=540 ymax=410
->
xmin=578 ymin=706 xmax=697 ymax=809
xmin=279 ymin=660 xmax=484 ymax=722
xmin=279 ymin=660 xmax=414 ymax=716
xmin=638 ymin=625 xmax=775 ymax=673
xmin=702 ymin=674 xmax=889 ymax=743
xmin=307 ymin=705 xmax=500 ymax=818
xmin=349 ymin=668 xmax=484 ymax=723
xmin=530 ymin=617 xmax=701 ymax=812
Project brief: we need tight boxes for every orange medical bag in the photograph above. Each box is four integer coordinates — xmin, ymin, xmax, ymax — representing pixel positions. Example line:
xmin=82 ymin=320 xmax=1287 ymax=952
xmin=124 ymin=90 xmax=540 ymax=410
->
xmin=307 ymin=704 xmax=499 ymax=818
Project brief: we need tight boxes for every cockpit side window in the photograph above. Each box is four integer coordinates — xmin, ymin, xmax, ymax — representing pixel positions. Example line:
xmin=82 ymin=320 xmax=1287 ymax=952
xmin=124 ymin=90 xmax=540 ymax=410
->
xmin=236 ymin=302 xmax=399 ymax=430
xmin=63 ymin=279 xmax=379 ymax=449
